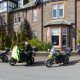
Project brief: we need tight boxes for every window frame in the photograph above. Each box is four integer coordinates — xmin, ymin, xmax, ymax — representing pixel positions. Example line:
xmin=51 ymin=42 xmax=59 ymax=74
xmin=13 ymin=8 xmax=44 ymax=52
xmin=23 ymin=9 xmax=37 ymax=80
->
xmin=52 ymin=4 xmax=57 ymax=19
xmin=52 ymin=3 xmax=64 ymax=19
xmin=62 ymin=28 xmax=68 ymax=47
xmin=58 ymin=3 xmax=64 ymax=18
xmin=51 ymin=28 xmax=60 ymax=46
xmin=14 ymin=13 xmax=17 ymax=24
xmin=32 ymin=9 xmax=37 ymax=21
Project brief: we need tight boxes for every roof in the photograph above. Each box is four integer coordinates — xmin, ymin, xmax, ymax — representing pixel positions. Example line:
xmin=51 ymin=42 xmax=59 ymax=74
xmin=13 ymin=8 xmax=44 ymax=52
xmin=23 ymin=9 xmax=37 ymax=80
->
xmin=13 ymin=0 xmax=51 ymax=11
xmin=6 ymin=0 xmax=19 ymax=1
xmin=22 ymin=1 xmax=34 ymax=8
xmin=44 ymin=19 xmax=72 ymax=27
xmin=0 ymin=0 xmax=19 ymax=2
xmin=13 ymin=1 xmax=34 ymax=11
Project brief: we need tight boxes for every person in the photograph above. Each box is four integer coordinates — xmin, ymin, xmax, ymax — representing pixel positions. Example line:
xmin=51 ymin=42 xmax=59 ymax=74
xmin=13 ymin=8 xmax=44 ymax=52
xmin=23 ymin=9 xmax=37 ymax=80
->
xmin=25 ymin=41 xmax=32 ymax=52
xmin=25 ymin=41 xmax=33 ymax=61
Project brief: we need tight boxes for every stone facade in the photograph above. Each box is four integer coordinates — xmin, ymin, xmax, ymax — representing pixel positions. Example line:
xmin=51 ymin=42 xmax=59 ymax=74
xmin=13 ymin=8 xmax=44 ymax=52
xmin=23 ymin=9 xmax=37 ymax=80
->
xmin=0 ymin=0 xmax=80 ymax=50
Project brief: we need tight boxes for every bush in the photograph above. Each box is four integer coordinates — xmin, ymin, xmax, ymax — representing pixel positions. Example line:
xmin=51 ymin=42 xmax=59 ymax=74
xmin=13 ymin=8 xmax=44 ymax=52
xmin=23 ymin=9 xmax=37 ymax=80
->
xmin=0 ymin=31 xmax=11 ymax=50
xmin=29 ymin=38 xmax=52 ymax=51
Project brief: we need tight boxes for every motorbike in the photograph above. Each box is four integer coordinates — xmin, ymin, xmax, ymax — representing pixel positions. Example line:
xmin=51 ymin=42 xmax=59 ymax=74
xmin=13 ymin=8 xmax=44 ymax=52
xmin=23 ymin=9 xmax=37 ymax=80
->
xmin=0 ymin=48 xmax=9 ymax=62
xmin=45 ymin=47 xmax=72 ymax=68
xmin=9 ymin=48 xmax=36 ymax=66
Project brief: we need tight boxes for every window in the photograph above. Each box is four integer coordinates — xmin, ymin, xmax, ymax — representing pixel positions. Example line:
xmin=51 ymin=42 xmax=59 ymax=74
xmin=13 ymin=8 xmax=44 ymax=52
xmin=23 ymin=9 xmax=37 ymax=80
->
xmin=14 ymin=13 xmax=21 ymax=24
xmin=58 ymin=4 xmax=64 ymax=18
xmin=0 ymin=17 xmax=2 ymax=26
xmin=33 ymin=0 xmax=36 ymax=3
xmin=33 ymin=31 xmax=37 ymax=39
xmin=62 ymin=28 xmax=67 ymax=46
xmin=51 ymin=28 xmax=60 ymax=46
xmin=18 ymin=1 xmax=21 ymax=7
xmin=18 ymin=0 xmax=23 ymax=7
xmin=14 ymin=14 xmax=17 ymax=23
xmin=2 ymin=15 xmax=5 ymax=25
xmin=0 ymin=3 xmax=1 ymax=9
xmin=32 ymin=9 xmax=37 ymax=21
xmin=52 ymin=35 xmax=59 ymax=45
xmin=52 ymin=4 xmax=64 ymax=19
xmin=17 ymin=13 xmax=21 ymax=22
xmin=0 ymin=2 xmax=7 ymax=13
xmin=52 ymin=4 xmax=57 ymax=19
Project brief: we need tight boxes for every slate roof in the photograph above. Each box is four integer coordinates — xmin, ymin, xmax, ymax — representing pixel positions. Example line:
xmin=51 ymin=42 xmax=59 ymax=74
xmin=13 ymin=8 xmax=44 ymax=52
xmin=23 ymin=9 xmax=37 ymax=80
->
xmin=13 ymin=0 xmax=51 ymax=11
xmin=44 ymin=19 xmax=72 ymax=27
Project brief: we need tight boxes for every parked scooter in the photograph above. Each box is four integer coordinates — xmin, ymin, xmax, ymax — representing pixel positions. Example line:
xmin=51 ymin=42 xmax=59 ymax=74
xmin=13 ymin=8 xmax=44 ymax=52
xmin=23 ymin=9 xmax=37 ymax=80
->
xmin=0 ymin=48 xmax=9 ymax=62
xmin=46 ymin=47 xmax=72 ymax=68
xmin=9 ymin=47 xmax=36 ymax=66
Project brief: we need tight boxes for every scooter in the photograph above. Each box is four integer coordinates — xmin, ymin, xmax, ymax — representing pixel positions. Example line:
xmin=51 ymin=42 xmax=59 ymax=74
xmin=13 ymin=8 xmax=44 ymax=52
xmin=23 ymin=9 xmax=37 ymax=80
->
xmin=9 ymin=48 xmax=35 ymax=66
xmin=46 ymin=47 xmax=72 ymax=68
xmin=0 ymin=48 xmax=9 ymax=62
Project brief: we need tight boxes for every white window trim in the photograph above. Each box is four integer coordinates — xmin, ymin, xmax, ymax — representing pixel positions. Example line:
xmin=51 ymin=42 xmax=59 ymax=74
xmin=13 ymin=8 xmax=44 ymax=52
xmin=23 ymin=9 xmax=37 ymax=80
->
xmin=32 ymin=9 xmax=37 ymax=21
xmin=52 ymin=4 xmax=57 ymax=19
xmin=62 ymin=28 xmax=68 ymax=47
xmin=52 ymin=4 xmax=64 ymax=19
xmin=51 ymin=28 xmax=61 ymax=47
xmin=58 ymin=4 xmax=64 ymax=18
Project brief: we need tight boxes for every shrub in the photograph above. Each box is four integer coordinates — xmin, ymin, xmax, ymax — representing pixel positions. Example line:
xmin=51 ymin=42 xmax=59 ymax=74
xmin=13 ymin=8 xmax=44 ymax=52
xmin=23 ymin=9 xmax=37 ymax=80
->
xmin=29 ymin=38 xmax=52 ymax=51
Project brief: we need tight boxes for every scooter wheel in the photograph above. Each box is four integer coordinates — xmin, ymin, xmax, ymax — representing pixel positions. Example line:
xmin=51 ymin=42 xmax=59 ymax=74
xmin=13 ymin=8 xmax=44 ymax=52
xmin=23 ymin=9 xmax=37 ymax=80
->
xmin=31 ymin=57 xmax=34 ymax=63
xmin=28 ymin=57 xmax=35 ymax=65
xmin=45 ymin=59 xmax=53 ymax=68
xmin=9 ymin=58 xmax=16 ymax=66
xmin=2 ymin=55 xmax=8 ymax=62
xmin=63 ymin=55 xmax=69 ymax=64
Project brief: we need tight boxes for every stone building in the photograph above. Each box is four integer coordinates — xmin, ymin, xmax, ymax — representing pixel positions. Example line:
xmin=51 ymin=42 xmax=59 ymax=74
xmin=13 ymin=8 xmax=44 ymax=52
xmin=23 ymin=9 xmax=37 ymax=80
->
xmin=0 ymin=0 xmax=79 ymax=50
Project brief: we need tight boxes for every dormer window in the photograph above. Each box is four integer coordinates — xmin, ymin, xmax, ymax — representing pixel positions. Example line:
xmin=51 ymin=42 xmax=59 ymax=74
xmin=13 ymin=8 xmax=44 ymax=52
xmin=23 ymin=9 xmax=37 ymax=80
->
xmin=18 ymin=1 xmax=21 ymax=7
xmin=18 ymin=0 xmax=24 ymax=7
xmin=0 ymin=1 xmax=17 ymax=13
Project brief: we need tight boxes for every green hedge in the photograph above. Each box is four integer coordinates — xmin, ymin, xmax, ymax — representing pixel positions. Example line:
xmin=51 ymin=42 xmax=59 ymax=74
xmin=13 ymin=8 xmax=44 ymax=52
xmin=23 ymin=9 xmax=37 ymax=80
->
xmin=29 ymin=38 xmax=52 ymax=51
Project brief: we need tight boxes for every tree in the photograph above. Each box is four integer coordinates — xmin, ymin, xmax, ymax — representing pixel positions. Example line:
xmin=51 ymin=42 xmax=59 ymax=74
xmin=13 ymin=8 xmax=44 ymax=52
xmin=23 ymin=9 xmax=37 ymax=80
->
xmin=77 ymin=29 xmax=80 ymax=44
xmin=11 ymin=19 xmax=32 ymax=49
xmin=20 ymin=19 xmax=32 ymax=40
xmin=0 ymin=30 xmax=11 ymax=49
xmin=0 ymin=31 xmax=4 ymax=49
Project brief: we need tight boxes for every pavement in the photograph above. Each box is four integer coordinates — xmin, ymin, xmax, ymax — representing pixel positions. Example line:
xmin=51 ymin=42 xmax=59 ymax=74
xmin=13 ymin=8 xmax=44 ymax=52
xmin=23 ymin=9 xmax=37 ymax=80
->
xmin=0 ymin=55 xmax=80 ymax=80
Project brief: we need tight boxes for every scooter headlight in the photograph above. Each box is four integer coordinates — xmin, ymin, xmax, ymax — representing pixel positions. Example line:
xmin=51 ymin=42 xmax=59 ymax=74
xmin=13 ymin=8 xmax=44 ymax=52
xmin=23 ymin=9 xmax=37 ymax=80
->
xmin=48 ymin=54 xmax=53 ymax=59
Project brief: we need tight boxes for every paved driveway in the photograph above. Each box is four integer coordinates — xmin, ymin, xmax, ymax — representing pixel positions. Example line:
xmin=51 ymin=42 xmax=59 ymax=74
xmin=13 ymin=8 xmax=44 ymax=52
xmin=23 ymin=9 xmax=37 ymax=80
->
xmin=0 ymin=56 xmax=80 ymax=80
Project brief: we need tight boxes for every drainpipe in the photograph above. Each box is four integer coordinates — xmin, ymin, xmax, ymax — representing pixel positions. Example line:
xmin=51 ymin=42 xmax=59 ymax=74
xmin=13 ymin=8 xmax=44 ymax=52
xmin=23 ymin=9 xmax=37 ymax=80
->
xmin=75 ymin=0 xmax=77 ymax=50
xmin=40 ymin=0 xmax=43 ymax=42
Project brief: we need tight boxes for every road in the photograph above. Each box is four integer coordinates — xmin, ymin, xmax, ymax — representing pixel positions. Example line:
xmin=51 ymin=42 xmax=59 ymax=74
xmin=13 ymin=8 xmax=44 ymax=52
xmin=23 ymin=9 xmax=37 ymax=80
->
xmin=0 ymin=56 xmax=80 ymax=80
